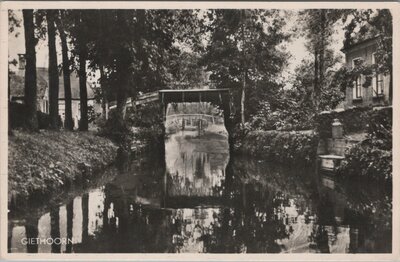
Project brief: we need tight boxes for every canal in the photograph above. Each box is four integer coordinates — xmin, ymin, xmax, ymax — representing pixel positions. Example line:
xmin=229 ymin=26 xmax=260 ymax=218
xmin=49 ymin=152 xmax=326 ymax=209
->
xmin=8 ymin=119 xmax=391 ymax=253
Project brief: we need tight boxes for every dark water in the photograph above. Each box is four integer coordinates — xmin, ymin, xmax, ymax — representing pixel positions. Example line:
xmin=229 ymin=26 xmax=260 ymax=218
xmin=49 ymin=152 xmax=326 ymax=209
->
xmin=8 ymin=128 xmax=392 ymax=253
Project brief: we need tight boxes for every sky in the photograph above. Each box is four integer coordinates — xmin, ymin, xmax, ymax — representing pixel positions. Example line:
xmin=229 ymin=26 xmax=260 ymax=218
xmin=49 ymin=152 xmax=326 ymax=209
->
xmin=8 ymin=9 xmax=346 ymax=89
xmin=9 ymin=10 xmax=55 ymax=69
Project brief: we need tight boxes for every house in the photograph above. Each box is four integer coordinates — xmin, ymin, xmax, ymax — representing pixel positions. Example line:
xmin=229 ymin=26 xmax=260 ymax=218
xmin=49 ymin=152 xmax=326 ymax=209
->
xmin=9 ymin=54 xmax=100 ymax=129
xmin=341 ymin=36 xmax=391 ymax=108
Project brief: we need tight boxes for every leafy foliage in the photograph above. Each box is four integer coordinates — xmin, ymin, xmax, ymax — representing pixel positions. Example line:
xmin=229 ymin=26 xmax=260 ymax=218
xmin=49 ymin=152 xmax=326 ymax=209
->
xmin=8 ymin=10 xmax=21 ymax=36
xmin=126 ymin=103 xmax=164 ymax=145
xmin=204 ymin=10 xmax=289 ymax=124
xmin=237 ymin=130 xmax=318 ymax=165
xmin=296 ymin=10 xmax=348 ymax=111
xmin=338 ymin=107 xmax=392 ymax=181
xmin=343 ymin=10 xmax=392 ymax=74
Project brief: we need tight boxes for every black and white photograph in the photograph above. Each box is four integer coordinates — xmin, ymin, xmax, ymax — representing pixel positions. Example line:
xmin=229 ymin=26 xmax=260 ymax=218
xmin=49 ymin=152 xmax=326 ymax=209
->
xmin=1 ymin=1 xmax=398 ymax=259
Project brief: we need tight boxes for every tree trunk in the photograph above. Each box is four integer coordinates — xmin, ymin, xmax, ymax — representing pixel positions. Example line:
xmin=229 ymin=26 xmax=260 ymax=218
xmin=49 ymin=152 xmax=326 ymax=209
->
xmin=114 ymin=32 xmax=131 ymax=126
xmin=317 ymin=10 xmax=326 ymax=112
xmin=116 ymin=94 xmax=127 ymax=124
xmin=22 ymin=10 xmax=38 ymax=131
xmin=241 ymin=71 xmax=246 ymax=125
xmin=389 ymin=66 xmax=393 ymax=104
xmin=99 ymin=65 xmax=109 ymax=120
xmin=98 ymin=11 xmax=108 ymax=120
xmin=240 ymin=10 xmax=246 ymax=125
xmin=78 ymin=49 xmax=88 ymax=131
xmin=47 ymin=10 xmax=59 ymax=130
xmin=55 ymin=12 xmax=73 ymax=130
xmin=313 ymin=49 xmax=319 ymax=111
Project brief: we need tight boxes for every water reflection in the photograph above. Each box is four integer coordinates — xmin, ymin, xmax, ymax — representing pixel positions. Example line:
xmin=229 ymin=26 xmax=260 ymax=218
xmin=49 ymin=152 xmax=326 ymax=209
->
xmin=165 ymin=130 xmax=229 ymax=199
xmin=8 ymin=128 xmax=391 ymax=253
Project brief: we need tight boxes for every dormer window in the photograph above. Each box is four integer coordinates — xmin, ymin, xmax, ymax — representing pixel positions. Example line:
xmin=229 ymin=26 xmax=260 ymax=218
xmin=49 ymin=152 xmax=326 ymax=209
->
xmin=352 ymin=57 xmax=363 ymax=69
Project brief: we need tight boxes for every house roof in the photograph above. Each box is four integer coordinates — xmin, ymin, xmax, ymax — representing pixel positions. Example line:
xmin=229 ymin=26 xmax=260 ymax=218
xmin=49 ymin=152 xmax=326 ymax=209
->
xmin=341 ymin=35 xmax=379 ymax=54
xmin=9 ymin=67 xmax=95 ymax=100
xmin=58 ymin=71 xmax=95 ymax=99
xmin=341 ymin=22 xmax=380 ymax=53
xmin=9 ymin=68 xmax=48 ymax=98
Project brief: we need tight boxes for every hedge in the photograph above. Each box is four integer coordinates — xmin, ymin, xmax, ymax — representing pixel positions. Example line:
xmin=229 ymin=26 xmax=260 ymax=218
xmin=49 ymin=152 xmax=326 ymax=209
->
xmin=9 ymin=102 xmax=52 ymax=130
xmin=237 ymin=130 xmax=319 ymax=165
xmin=315 ymin=107 xmax=371 ymax=138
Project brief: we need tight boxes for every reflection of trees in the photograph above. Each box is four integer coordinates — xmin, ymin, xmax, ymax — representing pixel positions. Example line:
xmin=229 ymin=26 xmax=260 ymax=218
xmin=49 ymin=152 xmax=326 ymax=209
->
xmin=167 ymin=150 xmax=226 ymax=197
xmin=308 ymin=171 xmax=392 ymax=253
xmin=74 ymin=182 xmax=175 ymax=253
xmin=73 ymin=155 xmax=173 ymax=253
xmin=339 ymin=178 xmax=392 ymax=253
xmin=25 ymin=218 xmax=39 ymax=253
xmin=11 ymin=145 xmax=391 ymax=254
xmin=199 ymin=156 xmax=316 ymax=253
xmin=50 ymin=207 xmax=61 ymax=253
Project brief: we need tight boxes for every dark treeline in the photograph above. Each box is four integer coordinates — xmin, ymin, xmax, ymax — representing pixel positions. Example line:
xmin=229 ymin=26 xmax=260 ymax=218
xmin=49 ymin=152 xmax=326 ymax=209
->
xmin=8 ymin=9 xmax=392 ymax=134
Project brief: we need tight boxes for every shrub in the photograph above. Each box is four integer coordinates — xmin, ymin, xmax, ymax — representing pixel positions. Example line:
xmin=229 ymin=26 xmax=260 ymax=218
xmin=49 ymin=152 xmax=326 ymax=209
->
xmin=338 ymin=106 xmax=392 ymax=181
xmin=338 ymin=141 xmax=392 ymax=181
xmin=98 ymin=102 xmax=164 ymax=148
xmin=367 ymin=107 xmax=392 ymax=150
xmin=249 ymin=101 xmax=315 ymax=131
xmin=87 ymin=105 xmax=100 ymax=124
xmin=237 ymin=130 xmax=319 ymax=165
xmin=9 ymin=102 xmax=26 ymax=129
xmin=9 ymin=101 xmax=51 ymax=130
xmin=37 ymin=111 xmax=50 ymax=129
xmin=126 ymin=102 xmax=164 ymax=145
xmin=98 ymin=109 xmax=133 ymax=147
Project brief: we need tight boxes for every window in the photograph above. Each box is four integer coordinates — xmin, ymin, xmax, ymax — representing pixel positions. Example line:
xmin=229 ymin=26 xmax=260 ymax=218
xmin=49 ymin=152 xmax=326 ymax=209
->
xmin=352 ymin=58 xmax=363 ymax=100
xmin=372 ymin=53 xmax=384 ymax=97
xmin=352 ymin=57 xmax=363 ymax=69
xmin=353 ymin=75 xmax=362 ymax=99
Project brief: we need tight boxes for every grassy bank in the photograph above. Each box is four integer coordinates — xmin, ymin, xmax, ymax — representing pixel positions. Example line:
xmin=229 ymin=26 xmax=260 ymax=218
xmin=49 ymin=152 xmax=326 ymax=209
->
xmin=8 ymin=130 xmax=118 ymax=204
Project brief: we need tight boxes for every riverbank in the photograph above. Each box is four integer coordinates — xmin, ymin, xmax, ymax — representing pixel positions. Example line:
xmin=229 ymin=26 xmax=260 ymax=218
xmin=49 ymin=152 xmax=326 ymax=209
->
xmin=8 ymin=130 xmax=118 ymax=205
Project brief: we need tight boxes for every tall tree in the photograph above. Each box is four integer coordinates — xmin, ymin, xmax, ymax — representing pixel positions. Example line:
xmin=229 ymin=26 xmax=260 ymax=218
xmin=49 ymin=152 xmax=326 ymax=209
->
xmin=298 ymin=9 xmax=344 ymax=111
xmin=74 ymin=11 xmax=89 ymax=131
xmin=85 ymin=10 xmax=194 ymax=124
xmin=204 ymin=10 xmax=289 ymax=124
xmin=22 ymin=10 xmax=38 ymax=131
xmin=46 ymin=10 xmax=59 ymax=129
xmin=55 ymin=10 xmax=73 ymax=130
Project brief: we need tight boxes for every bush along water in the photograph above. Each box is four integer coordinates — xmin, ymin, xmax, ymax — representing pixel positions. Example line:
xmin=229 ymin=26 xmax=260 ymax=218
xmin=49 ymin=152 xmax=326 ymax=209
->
xmin=236 ymin=128 xmax=319 ymax=166
xmin=338 ymin=106 xmax=392 ymax=182
xmin=98 ymin=102 xmax=164 ymax=154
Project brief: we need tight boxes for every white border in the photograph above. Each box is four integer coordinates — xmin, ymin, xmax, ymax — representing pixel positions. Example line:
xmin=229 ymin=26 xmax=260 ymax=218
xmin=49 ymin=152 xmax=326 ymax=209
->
xmin=0 ymin=1 xmax=399 ymax=261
